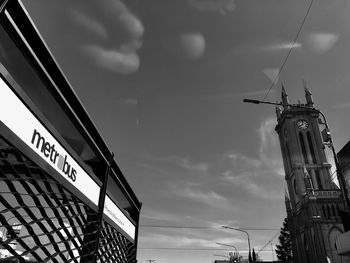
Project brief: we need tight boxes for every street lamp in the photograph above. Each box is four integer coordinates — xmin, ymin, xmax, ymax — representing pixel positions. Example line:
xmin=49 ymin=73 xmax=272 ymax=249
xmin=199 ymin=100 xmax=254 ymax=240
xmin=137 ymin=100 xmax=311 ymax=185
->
xmin=243 ymin=98 xmax=350 ymax=213
xmin=222 ymin=226 xmax=252 ymax=263
xmin=216 ymin=242 xmax=238 ymax=256
xmin=213 ymin=254 xmax=229 ymax=259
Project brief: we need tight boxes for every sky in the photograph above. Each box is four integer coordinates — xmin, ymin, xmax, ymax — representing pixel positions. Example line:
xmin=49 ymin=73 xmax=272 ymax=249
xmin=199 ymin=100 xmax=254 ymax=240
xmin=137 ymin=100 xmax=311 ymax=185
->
xmin=21 ymin=0 xmax=350 ymax=262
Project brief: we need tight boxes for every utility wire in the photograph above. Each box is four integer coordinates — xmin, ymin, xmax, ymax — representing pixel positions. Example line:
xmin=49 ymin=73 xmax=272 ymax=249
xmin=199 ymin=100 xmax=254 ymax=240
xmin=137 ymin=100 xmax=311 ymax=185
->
xmin=262 ymin=0 xmax=315 ymax=101
xmin=140 ymin=225 xmax=279 ymax=230
xmin=138 ymin=248 xmax=277 ymax=252
xmin=258 ymin=231 xmax=279 ymax=254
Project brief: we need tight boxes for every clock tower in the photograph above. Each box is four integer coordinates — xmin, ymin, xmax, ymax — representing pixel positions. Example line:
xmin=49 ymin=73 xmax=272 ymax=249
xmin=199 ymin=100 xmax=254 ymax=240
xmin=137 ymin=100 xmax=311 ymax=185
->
xmin=275 ymin=86 xmax=350 ymax=263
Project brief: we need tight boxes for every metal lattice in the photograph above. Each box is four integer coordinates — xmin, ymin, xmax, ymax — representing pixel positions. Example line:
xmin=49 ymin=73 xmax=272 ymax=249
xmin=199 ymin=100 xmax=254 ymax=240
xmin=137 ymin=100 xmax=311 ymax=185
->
xmin=0 ymin=142 xmax=136 ymax=263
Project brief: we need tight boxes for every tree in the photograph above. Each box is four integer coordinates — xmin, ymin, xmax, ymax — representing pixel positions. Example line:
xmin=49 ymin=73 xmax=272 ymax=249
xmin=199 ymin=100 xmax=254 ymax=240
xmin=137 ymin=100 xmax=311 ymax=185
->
xmin=275 ymin=217 xmax=293 ymax=262
xmin=252 ymin=248 xmax=257 ymax=262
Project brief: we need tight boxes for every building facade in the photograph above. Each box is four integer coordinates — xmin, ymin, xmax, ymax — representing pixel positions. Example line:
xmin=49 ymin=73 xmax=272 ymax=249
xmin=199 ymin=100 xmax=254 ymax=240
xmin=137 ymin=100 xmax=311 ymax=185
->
xmin=0 ymin=0 xmax=141 ymax=262
xmin=335 ymin=141 xmax=350 ymax=256
xmin=275 ymin=87 xmax=350 ymax=263
xmin=337 ymin=142 xmax=350 ymax=197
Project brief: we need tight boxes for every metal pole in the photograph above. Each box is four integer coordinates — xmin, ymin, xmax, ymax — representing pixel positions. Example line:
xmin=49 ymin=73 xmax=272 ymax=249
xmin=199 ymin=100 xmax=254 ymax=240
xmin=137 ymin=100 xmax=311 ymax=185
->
xmin=213 ymin=254 xmax=229 ymax=259
xmin=216 ymin=242 xmax=238 ymax=256
xmin=222 ymin=226 xmax=252 ymax=263
xmin=93 ymin=152 xmax=115 ymax=261
xmin=270 ymin=241 xmax=274 ymax=261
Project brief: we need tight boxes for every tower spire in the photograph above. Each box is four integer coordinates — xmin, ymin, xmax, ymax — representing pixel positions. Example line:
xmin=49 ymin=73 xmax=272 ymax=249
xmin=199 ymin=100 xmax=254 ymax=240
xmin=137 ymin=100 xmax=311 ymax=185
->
xmin=281 ymin=84 xmax=289 ymax=109
xmin=275 ymin=106 xmax=281 ymax=119
xmin=304 ymin=83 xmax=314 ymax=107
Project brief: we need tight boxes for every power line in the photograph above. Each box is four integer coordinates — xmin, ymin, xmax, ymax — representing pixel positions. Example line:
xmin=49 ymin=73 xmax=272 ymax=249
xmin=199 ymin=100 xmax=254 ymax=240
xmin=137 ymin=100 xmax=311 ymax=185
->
xmin=140 ymin=248 xmax=229 ymax=251
xmin=139 ymin=225 xmax=279 ymax=230
xmin=258 ymin=231 xmax=279 ymax=254
xmin=138 ymin=248 xmax=277 ymax=252
xmin=262 ymin=0 xmax=315 ymax=101
xmin=140 ymin=225 xmax=214 ymax=229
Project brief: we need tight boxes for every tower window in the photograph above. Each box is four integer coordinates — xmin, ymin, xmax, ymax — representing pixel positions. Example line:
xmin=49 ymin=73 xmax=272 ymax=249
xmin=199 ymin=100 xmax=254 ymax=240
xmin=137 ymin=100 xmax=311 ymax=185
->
xmin=332 ymin=205 xmax=337 ymax=217
xmin=322 ymin=205 xmax=326 ymax=217
xmin=307 ymin=131 xmax=317 ymax=164
xmin=285 ymin=143 xmax=292 ymax=169
xmin=315 ymin=170 xmax=323 ymax=190
xmin=299 ymin=132 xmax=308 ymax=164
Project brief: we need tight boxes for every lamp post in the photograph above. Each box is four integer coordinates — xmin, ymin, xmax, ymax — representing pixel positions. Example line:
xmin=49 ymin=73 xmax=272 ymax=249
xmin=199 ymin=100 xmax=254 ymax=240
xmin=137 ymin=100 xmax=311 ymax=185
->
xmin=243 ymin=98 xmax=350 ymax=213
xmin=222 ymin=226 xmax=252 ymax=263
xmin=216 ymin=242 xmax=238 ymax=256
xmin=213 ymin=254 xmax=229 ymax=259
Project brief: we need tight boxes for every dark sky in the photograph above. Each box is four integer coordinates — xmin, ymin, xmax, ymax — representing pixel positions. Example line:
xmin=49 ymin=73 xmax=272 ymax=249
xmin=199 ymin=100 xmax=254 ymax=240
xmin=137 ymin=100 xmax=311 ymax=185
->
xmin=22 ymin=0 xmax=350 ymax=261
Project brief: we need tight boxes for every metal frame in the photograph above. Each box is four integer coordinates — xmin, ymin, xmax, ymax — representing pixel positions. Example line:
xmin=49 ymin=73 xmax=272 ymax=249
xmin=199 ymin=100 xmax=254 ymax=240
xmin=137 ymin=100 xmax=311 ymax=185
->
xmin=0 ymin=0 xmax=141 ymax=261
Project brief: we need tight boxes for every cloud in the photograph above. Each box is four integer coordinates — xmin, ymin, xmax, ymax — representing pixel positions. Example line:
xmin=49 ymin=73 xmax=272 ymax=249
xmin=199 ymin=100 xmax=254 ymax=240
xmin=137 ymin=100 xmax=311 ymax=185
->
xmin=178 ymin=158 xmax=209 ymax=172
xmin=188 ymin=0 xmax=236 ymax=14
xmin=262 ymin=68 xmax=279 ymax=85
xmin=118 ymin=12 xmax=144 ymax=40
xmin=83 ymin=45 xmax=140 ymax=74
xmin=123 ymin=98 xmax=138 ymax=105
xmin=179 ymin=33 xmax=206 ymax=60
xmin=141 ymin=209 xmax=183 ymax=223
xmin=258 ymin=118 xmax=283 ymax=172
xmin=139 ymin=233 xmax=246 ymax=248
xmin=174 ymin=186 xmax=233 ymax=209
xmin=261 ymin=42 xmax=302 ymax=52
xmin=68 ymin=0 xmax=144 ymax=74
xmin=141 ymin=155 xmax=210 ymax=175
xmin=222 ymin=170 xmax=283 ymax=200
xmin=332 ymin=101 xmax=350 ymax=109
xmin=164 ymin=33 xmax=206 ymax=60
xmin=304 ymin=32 xmax=339 ymax=54
xmin=69 ymin=9 xmax=108 ymax=40
xmin=219 ymin=117 xmax=284 ymax=200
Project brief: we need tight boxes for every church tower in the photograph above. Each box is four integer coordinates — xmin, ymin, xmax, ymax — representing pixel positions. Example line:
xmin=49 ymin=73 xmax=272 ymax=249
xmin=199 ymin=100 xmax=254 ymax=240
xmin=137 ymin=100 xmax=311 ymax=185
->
xmin=275 ymin=86 xmax=350 ymax=263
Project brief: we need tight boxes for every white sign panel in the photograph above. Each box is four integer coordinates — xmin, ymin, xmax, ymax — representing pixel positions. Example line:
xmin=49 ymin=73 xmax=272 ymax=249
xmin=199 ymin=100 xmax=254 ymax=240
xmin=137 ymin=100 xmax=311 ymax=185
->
xmin=0 ymin=77 xmax=135 ymax=241
xmin=0 ymin=77 xmax=100 ymax=205
xmin=104 ymin=196 xmax=135 ymax=240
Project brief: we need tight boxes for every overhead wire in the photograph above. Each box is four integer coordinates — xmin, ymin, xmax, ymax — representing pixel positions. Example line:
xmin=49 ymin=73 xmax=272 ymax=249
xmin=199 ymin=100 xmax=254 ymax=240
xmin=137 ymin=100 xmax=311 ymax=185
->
xmin=138 ymin=248 xmax=277 ymax=252
xmin=139 ymin=224 xmax=279 ymax=230
xmin=262 ymin=0 xmax=315 ymax=101
xmin=258 ymin=231 xmax=279 ymax=254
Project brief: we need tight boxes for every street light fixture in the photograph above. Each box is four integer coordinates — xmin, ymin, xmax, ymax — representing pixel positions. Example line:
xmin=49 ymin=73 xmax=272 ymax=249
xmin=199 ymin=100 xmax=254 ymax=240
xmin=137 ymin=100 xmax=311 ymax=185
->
xmin=213 ymin=254 xmax=229 ymax=259
xmin=243 ymin=98 xmax=350 ymax=213
xmin=216 ymin=242 xmax=238 ymax=256
xmin=222 ymin=226 xmax=252 ymax=263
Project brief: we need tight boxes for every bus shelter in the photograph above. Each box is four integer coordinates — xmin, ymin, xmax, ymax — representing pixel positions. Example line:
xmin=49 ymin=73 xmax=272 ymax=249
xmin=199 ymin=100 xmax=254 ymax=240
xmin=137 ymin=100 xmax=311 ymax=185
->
xmin=0 ymin=0 xmax=141 ymax=262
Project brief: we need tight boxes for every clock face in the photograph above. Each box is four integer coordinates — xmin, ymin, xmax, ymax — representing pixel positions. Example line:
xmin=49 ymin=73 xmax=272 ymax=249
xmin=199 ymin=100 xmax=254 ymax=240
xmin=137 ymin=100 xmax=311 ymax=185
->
xmin=297 ymin=119 xmax=309 ymax=130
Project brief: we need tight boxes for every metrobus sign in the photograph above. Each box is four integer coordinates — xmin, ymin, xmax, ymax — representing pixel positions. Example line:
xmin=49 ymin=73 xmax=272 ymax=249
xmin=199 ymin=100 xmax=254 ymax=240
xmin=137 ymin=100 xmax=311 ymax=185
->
xmin=0 ymin=76 xmax=135 ymax=240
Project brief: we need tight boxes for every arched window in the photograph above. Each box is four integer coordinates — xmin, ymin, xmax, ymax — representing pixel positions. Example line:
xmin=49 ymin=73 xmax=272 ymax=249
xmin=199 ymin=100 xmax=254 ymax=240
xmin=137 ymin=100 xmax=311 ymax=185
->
xmin=327 ymin=205 xmax=331 ymax=217
xmin=315 ymin=170 xmax=323 ymax=190
xmin=299 ymin=132 xmax=308 ymax=164
xmin=293 ymin=179 xmax=297 ymax=194
xmin=307 ymin=131 xmax=317 ymax=164
xmin=322 ymin=205 xmax=326 ymax=217
xmin=332 ymin=205 xmax=337 ymax=217
xmin=285 ymin=143 xmax=292 ymax=170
